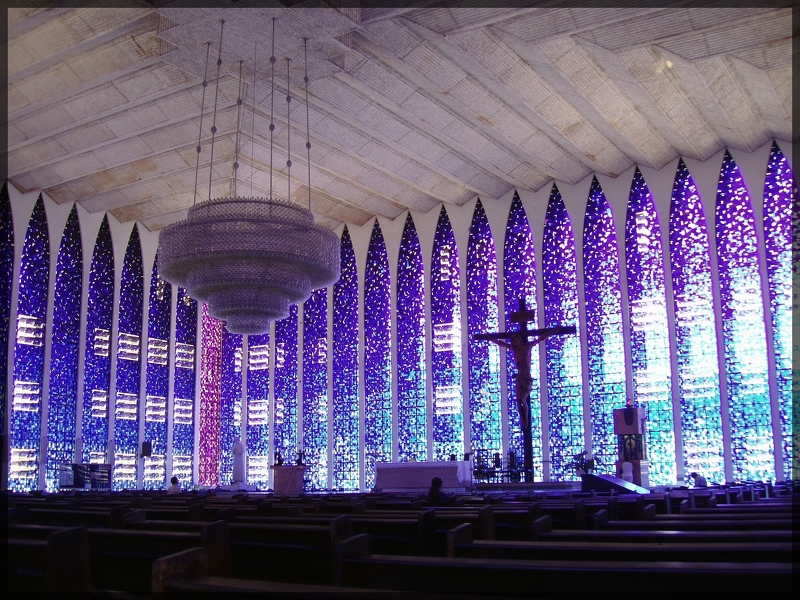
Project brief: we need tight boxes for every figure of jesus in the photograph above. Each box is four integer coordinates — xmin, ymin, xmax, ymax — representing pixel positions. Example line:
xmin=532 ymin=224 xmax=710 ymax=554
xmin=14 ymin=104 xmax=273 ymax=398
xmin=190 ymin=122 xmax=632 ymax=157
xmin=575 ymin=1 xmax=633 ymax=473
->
xmin=491 ymin=332 xmax=535 ymax=431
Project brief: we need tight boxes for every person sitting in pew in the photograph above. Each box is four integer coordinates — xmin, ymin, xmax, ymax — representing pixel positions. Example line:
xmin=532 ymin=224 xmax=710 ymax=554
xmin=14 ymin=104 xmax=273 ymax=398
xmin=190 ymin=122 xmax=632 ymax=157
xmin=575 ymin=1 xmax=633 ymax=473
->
xmin=690 ymin=472 xmax=708 ymax=487
xmin=427 ymin=477 xmax=454 ymax=506
xmin=167 ymin=476 xmax=181 ymax=495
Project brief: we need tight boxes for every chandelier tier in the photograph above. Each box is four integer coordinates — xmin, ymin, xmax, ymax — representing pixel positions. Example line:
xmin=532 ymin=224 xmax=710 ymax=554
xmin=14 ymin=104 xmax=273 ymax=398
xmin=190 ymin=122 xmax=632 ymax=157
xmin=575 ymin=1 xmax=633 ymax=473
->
xmin=157 ymin=19 xmax=340 ymax=335
xmin=158 ymin=197 xmax=339 ymax=334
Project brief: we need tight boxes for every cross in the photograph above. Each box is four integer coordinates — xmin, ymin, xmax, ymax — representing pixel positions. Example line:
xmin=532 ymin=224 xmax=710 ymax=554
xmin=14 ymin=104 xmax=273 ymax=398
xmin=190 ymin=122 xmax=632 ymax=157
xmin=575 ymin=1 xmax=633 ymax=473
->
xmin=475 ymin=298 xmax=576 ymax=482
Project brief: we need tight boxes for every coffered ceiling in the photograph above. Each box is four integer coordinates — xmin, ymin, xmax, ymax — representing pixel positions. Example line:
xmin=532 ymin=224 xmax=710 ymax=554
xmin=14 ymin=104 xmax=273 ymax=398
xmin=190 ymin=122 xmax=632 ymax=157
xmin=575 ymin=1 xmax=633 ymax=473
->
xmin=5 ymin=1 xmax=793 ymax=231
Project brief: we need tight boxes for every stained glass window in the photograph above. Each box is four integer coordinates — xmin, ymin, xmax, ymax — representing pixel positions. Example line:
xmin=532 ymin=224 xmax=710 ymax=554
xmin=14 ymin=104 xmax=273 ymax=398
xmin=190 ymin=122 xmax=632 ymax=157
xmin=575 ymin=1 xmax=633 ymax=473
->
xmin=396 ymin=213 xmax=427 ymax=462
xmin=113 ymin=225 xmax=143 ymax=490
xmin=219 ymin=326 xmax=243 ymax=485
xmin=1 ymin=183 xmax=13 ymax=433
xmin=582 ymin=177 xmax=626 ymax=468
xmin=431 ymin=206 xmax=463 ymax=460
xmin=46 ymin=206 xmax=82 ymax=492
xmin=172 ymin=287 xmax=197 ymax=486
xmin=364 ymin=220 xmax=392 ymax=489
xmin=626 ymin=168 xmax=676 ymax=486
xmin=82 ymin=216 xmax=113 ymax=466
xmin=669 ymin=159 xmax=724 ymax=483
xmin=10 ymin=196 xmax=49 ymax=491
xmin=762 ymin=142 xmax=795 ymax=481
xmin=333 ymin=226 xmax=360 ymax=491
xmin=716 ymin=151 xmax=773 ymax=481
xmin=467 ymin=200 xmax=502 ymax=462
xmin=247 ymin=331 xmax=270 ymax=488
xmin=198 ymin=304 xmax=222 ymax=486
xmin=144 ymin=253 xmax=171 ymax=489
xmin=303 ymin=287 xmax=329 ymax=491
xmin=503 ymin=192 xmax=541 ymax=477
xmin=542 ymin=185 xmax=583 ymax=481
xmin=273 ymin=305 xmax=299 ymax=470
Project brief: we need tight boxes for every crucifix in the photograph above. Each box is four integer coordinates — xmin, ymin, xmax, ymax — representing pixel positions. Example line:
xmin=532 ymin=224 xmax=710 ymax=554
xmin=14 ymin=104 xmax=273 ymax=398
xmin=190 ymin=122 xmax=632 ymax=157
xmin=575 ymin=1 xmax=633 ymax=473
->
xmin=475 ymin=299 xmax=576 ymax=482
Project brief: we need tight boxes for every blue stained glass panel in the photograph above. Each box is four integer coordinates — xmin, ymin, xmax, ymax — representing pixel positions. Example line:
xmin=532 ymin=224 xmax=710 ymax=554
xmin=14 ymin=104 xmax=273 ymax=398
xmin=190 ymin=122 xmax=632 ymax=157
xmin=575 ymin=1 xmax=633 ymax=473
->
xmin=431 ymin=207 xmax=463 ymax=460
xmin=364 ymin=220 xmax=392 ymax=489
xmin=172 ymin=286 xmax=197 ymax=485
xmin=762 ymin=142 xmax=795 ymax=480
xmin=10 ymin=196 xmax=49 ymax=491
xmin=333 ymin=226 xmax=360 ymax=491
xmin=669 ymin=159 xmax=724 ymax=483
xmin=467 ymin=200 xmax=502 ymax=461
xmin=582 ymin=178 xmax=626 ymax=468
xmin=273 ymin=305 xmax=299 ymax=469
xmin=503 ymin=192 xmax=541 ymax=476
xmin=144 ymin=254 xmax=171 ymax=489
xmin=716 ymin=151 xmax=773 ymax=481
xmin=113 ymin=225 xmax=143 ymax=490
xmin=82 ymin=216 xmax=114 ymax=464
xmin=542 ymin=185 xmax=583 ymax=480
xmin=219 ymin=326 xmax=243 ymax=485
xmin=397 ymin=213 xmax=427 ymax=462
xmin=247 ymin=331 xmax=270 ymax=488
xmin=303 ymin=287 xmax=329 ymax=491
xmin=46 ymin=206 xmax=83 ymax=492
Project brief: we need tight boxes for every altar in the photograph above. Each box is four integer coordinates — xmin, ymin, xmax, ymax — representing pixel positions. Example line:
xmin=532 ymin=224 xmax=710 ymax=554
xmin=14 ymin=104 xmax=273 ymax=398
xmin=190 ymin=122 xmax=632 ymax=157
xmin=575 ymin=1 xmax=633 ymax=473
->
xmin=374 ymin=461 xmax=473 ymax=493
xmin=271 ymin=465 xmax=308 ymax=495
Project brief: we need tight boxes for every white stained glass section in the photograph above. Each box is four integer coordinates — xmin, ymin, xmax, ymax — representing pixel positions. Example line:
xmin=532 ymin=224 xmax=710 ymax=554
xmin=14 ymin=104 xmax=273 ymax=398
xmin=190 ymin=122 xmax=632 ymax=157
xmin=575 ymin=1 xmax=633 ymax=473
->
xmin=145 ymin=395 xmax=167 ymax=422
xmin=248 ymin=399 xmax=269 ymax=426
xmin=173 ymin=397 xmax=193 ymax=425
xmin=249 ymin=345 xmax=270 ymax=370
xmin=16 ymin=314 xmax=44 ymax=346
xmin=143 ymin=455 xmax=166 ymax=482
xmin=434 ymin=385 xmax=461 ymax=415
xmin=91 ymin=389 xmax=109 ymax=418
xmin=248 ymin=455 xmax=270 ymax=481
xmin=172 ymin=455 xmax=192 ymax=478
xmin=94 ymin=328 xmax=111 ymax=356
xmin=9 ymin=448 xmax=38 ymax=479
xmin=114 ymin=453 xmax=136 ymax=480
xmin=115 ymin=392 xmax=138 ymax=420
xmin=175 ymin=343 xmax=195 ymax=369
xmin=118 ymin=333 xmax=140 ymax=361
xmin=12 ymin=380 xmax=41 ymax=411
xmin=147 ymin=338 xmax=168 ymax=365
xmin=433 ymin=322 xmax=461 ymax=353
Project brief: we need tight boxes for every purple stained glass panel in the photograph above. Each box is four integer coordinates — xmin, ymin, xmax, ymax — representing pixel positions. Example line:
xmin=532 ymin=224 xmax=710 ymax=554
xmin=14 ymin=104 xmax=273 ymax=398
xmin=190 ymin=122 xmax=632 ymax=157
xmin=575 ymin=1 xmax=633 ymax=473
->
xmin=199 ymin=304 xmax=222 ymax=486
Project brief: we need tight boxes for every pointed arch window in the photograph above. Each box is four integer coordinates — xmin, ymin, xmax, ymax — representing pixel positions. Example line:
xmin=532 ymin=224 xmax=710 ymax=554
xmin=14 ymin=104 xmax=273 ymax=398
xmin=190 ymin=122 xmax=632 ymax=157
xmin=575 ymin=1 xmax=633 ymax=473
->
xmin=113 ymin=225 xmax=143 ymax=490
xmin=626 ymin=169 xmax=676 ymax=486
xmin=303 ymin=287 xmax=329 ymax=491
xmin=247 ymin=330 xmax=270 ymax=488
xmin=82 ymin=216 xmax=113 ymax=465
xmin=10 ymin=196 xmax=49 ymax=491
xmin=669 ymin=159 xmax=723 ymax=483
xmin=46 ymin=206 xmax=83 ymax=492
xmin=762 ymin=143 xmax=794 ymax=480
xmin=582 ymin=178 xmax=626 ymax=468
xmin=716 ymin=151 xmax=773 ymax=481
xmin=467 ymin=200 xmax=501 ymax=460
xmin=333 ymin=226 xmax=359 ymax=491
xmin=542 ymin=185 xmax=583 ymax=480
xmin=273 ymin=305 xmax=299 ymax=467
xmin=397 ymin=214 xmax=427 ymax=462
xmin=503 ymin=192 xmax=541 ymax=475
xmin=172 ymin=286 xmax=197 ymax=486
xmin=431 ymin=207 xmax=463 ymax=460
xmin=144 ymin=253 xmax=171 ymax=489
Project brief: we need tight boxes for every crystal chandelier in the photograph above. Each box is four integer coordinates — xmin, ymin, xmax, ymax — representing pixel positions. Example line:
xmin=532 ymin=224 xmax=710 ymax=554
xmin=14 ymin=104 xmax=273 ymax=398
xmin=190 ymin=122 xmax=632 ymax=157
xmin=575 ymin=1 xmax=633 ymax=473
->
xmin=158 ymin=20 xmax=339 ymax=335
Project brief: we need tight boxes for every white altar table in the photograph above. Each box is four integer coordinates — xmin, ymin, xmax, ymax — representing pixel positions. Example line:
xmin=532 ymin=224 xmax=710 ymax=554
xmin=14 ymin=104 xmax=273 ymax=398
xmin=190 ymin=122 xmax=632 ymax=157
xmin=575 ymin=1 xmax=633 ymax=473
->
xmin=374 ymin=461 xmax=473 ymax=492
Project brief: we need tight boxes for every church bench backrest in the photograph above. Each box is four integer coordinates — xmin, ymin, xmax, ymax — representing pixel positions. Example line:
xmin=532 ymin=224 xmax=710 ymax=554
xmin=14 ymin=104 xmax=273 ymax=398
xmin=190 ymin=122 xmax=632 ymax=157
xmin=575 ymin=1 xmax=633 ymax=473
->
xmin=4 ymin=526 xmax=92 ymax=593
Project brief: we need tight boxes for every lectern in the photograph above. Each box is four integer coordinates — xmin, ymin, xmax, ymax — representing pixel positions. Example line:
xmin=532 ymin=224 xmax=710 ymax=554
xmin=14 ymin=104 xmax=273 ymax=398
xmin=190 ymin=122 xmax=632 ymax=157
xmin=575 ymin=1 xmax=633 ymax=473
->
xmin=613 ymin=406 xmax=649 ymax=488
xmin=270 ymin=465 xmax=308 ymax=495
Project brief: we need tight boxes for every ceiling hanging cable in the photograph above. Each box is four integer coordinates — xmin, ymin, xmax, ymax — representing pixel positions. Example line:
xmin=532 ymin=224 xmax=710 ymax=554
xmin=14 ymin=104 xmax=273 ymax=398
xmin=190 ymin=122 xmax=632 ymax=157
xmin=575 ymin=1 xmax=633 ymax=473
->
xmin=207 ymin=19 xmax=225 ymax=201
xmin=269 ymin=18 xmax=276 ymax=203
xmin=232 ymin=59 xmax=244 ymax=197
xmin=192 ymin=42 xmax=212 ymax=207
xmin=250 ymin=42 xmax=257 ymax=198
xmin=304 ymin=37 xmax=312 ymax=212
xmin=286 ymin=56 xmax=292 ymax=203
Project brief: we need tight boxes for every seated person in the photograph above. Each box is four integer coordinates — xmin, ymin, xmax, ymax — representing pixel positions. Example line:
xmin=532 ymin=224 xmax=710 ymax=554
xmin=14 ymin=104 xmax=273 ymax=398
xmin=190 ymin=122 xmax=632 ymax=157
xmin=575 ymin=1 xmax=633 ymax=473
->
xmin=167 ymin=475 xmax=181 ymax=494
xmin=690 ymin=472 xmax=708 ymax=487
xmin=427 ymin=476 xmax=453 ymax=506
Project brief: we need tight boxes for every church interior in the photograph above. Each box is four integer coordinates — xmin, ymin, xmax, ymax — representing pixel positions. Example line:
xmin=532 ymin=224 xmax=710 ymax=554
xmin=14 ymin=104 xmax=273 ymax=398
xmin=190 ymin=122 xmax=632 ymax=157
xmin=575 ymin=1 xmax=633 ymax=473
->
xmin=3 ymin=3 xmax=795 ymax=595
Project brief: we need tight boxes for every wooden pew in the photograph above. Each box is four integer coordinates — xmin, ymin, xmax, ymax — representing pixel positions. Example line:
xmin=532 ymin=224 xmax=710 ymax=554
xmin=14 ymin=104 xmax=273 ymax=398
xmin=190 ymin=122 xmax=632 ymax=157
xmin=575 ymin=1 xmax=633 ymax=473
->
xmin=24 ymin=504 xmax=130 ymax=528
xmin=142 ymin=503 xmax=206 ymax=521
xmin=351 ymin=510 xmax=436 ymax=556
xmin=446 ymin=522 xmax=793 ymax=562
xmin=333 ymin=533 xmax=792 ymax=595
xmin=5 ymin=526 xmax=92 ymax=593
xmin=602 ymin=517 xmax=792 ymax=531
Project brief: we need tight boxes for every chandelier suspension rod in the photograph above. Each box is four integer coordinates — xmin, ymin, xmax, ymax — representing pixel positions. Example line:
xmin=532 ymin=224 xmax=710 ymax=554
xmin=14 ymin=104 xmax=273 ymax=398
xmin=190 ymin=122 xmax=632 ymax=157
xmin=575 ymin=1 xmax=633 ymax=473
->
xmin=232 ymin=59 xmax=244 ymax=196
xmin=207 ymin=19 xmax=225 ymax=201
xmin=286 ymin=57 xmax=292 ymax=203
xmin=192 ymin=42 xmax=212 ymax=207
xmin=269 ymin=18 xmax=276 ymax=201
xmin=304 ymin=38 xmax=312 ymax=211
xmin=250 ymin=42 xmax=257 ymax=198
